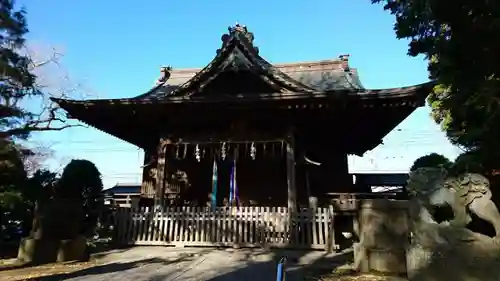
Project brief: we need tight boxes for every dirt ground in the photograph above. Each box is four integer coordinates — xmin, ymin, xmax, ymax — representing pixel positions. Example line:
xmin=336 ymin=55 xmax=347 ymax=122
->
xmin=0 ymin=247 xmax=408 ymax=281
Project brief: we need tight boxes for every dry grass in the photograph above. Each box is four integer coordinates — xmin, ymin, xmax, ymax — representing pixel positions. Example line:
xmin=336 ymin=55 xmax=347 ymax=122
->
xmin=317 ymin=274 xmax=408 ymax=281
xmin=306 ymin=267 xmax=408 ymax=281
xmin=0 ymin=259 xmax=102 ymax=281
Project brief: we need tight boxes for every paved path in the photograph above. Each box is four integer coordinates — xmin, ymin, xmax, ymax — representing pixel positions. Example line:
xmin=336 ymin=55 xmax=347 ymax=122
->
xmin=45 ymin=247 xmax=352 ymax=281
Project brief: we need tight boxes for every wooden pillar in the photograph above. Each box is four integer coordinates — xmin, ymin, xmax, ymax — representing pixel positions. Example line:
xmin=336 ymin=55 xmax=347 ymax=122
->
xmin=286 ymin=133 xmax=297 ymax=213
xmin=320 ymin=150 xmax=352 ymax=193
xmin=336 ymin=152 xmax=351 ymax=192
xmin=154 ymin=138 xmax=169 ymax=211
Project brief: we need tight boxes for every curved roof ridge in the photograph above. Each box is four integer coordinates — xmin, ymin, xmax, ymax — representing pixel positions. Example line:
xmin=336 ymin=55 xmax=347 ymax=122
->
xmin=51 ymin=81 xmax=433 ymax=106
xmin=160 ymin=24 xmax=317 ymax=98
xmin=160 ymin=58 xmax=349 ymax=75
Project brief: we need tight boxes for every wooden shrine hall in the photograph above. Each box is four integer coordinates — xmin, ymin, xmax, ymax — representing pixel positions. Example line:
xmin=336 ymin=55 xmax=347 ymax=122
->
xmin=52 ymin=24 xmax=431 ymax=213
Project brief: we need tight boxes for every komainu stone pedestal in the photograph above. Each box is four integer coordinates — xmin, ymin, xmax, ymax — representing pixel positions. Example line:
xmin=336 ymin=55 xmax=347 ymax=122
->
xmin=354 ymin=199 xmax=409 ymax=276
xmin=17 ymin=236 xmax=88 ymax=265
xmin=18 ymin=198 xmax=88 ymax=265
xmin=407 ymin=222 xmax=500 ymax=281
xmin=17 ymin=238 xmax=59 ymax=264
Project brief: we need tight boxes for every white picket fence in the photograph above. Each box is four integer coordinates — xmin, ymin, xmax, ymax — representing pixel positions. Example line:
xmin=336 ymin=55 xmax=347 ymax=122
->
xmin=113 ymin=206 xmax=337 ymax=250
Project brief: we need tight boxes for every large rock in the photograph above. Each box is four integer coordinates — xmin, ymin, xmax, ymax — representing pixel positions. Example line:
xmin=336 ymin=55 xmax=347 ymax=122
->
xmin=407 ymin=222 xmax=500 ymax=281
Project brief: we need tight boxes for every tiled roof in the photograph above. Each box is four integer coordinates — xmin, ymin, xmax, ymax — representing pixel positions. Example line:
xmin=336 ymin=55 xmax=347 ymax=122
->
xmin=104 ymin=183 xmax=141 ymax=195
xmin=135 ymin=59 xmax=364 ymax=99
xmin=53 ymin=24 xmax=429 ymax=107
xmin=134 ymin=24 xmax=364 ymax=100
xmin=354 ymin=173 xmax=409 ymax=186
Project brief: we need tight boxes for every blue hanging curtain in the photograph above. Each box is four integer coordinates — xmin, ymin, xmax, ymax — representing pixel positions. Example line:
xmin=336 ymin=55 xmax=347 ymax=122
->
xmin=229 ymin=158 xmax=238 ymax=207
xmin=211 ymin=158 xmax=218 ymax=211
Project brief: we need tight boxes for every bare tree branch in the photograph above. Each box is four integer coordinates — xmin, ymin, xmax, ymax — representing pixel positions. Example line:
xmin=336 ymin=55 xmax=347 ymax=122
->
xmin=21 ymin=143 xmax=54 ymax=176
xmin=1 ymin=42 xmax=92 ymax=139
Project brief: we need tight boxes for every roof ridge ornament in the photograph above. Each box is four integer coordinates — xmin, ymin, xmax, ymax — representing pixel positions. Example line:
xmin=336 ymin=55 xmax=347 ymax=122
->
xmin=339 ymin=54 xmax=350 ymax=72
xmin=155 ymin=66 xmax=172 ymax=85
xmin=229 ymin=22 xmax=247 ymax=34
xmin=217 ymin=23 xmax=259 ymax=55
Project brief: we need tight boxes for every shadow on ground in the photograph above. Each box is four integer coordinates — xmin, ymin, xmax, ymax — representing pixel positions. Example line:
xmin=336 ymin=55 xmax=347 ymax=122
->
xmin=148 ymin=248 xmax=354 ymax=281
xmin=1 ymin=247 xmax=354 ymax=281
xmin=89 ymin=244 xmax=135 ymax=260
xmin=32 ymin=251 xmax=203 ymax=281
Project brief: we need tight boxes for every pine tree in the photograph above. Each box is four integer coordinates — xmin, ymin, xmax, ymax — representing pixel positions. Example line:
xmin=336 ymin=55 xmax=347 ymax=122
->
xmin=0 ymin=0 xmax=36 ymax=139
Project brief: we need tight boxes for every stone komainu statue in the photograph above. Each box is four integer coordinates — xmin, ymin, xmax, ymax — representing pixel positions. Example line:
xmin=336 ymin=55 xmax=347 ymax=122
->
xmin=407 ymin=167 xmax=500 ymax=238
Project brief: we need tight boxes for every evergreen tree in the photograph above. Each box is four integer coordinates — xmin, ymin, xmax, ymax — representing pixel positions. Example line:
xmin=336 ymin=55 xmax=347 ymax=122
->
xmin=373 ymin=0 xmax=500 ymax=170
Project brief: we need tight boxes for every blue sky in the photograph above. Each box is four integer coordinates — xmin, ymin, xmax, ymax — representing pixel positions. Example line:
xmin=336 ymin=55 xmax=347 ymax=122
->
xmin=20 ymin=0 xmax=461 ymax=188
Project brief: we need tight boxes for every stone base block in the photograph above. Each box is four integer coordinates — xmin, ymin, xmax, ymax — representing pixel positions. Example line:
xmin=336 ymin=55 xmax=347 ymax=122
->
xmin=57 ymin=235 xmax=89 ymax=262
xmin=354 ymin=243 xmax=406 ymax=275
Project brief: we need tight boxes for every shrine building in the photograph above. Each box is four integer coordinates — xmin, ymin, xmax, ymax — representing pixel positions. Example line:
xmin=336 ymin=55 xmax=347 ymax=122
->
xmin=52 ymin=24 xmax=431 ymax=211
